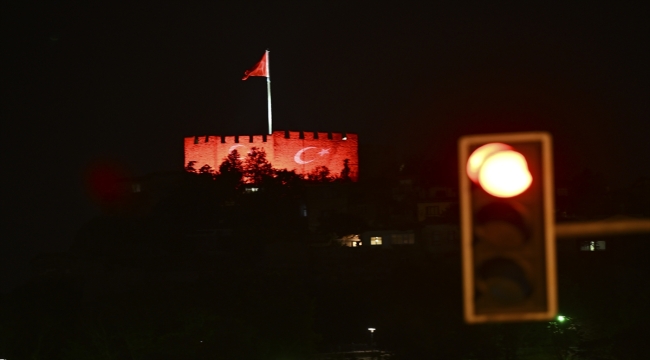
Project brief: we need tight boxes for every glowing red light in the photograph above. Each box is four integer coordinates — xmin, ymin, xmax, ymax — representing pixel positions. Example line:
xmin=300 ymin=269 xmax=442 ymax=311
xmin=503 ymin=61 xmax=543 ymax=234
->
xmin=466 ymin=143 xmax=512 ymax=183
xmin=84 ymin=160 xmax=129 ymax=204
xmin=467 ymin=144 xmax=532 ymax=198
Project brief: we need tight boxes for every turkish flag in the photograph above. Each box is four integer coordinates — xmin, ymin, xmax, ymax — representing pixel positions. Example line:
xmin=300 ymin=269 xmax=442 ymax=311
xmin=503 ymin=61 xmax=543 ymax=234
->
xmin=242 ymin=51 xmax=268 ymax=80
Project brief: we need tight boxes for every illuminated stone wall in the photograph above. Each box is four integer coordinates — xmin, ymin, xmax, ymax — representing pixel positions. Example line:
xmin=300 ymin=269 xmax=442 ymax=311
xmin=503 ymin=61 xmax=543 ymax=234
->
xmin=184 ymin=131 xmax=358 ymax=181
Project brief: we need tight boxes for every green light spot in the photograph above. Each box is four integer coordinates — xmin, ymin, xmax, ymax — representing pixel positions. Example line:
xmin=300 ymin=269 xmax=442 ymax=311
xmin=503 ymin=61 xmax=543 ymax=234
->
xmin=557 ymin=315 xmax=566 ymax=322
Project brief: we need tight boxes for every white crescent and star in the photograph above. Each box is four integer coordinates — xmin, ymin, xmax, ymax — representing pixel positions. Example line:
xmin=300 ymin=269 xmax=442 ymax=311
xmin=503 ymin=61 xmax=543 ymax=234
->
xmin=227 ymin=146 xmax=330 ymax=164
xmin=294 ymin=147 xmax=331 ymax=164
xmin=228 ymin=144 xmax=245 ymax=154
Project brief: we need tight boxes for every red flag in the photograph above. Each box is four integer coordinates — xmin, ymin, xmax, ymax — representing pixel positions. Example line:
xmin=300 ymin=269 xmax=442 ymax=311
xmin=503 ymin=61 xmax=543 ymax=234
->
xmin=242 ymin=51 xmax=268 ymax=80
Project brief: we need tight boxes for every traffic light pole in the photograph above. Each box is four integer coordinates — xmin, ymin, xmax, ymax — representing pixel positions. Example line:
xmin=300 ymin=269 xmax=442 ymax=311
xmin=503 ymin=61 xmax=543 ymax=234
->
xmin=555 ymin=218 xmax=650 ymax=238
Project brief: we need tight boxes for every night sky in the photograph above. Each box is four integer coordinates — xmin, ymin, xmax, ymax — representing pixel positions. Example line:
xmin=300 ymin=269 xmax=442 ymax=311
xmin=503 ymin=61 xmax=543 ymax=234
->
xmin=3 ymin=1 xmax=649 ymax=290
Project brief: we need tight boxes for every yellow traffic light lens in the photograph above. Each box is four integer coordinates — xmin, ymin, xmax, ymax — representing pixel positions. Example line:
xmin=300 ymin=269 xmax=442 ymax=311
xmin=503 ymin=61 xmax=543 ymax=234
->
xmin=478 ymin=150 xmax=532 ymax=198
xmin=474 ymin=202 xmax=529 ymax=246
xmin=466 ymin=143 xmax=512 ymax=183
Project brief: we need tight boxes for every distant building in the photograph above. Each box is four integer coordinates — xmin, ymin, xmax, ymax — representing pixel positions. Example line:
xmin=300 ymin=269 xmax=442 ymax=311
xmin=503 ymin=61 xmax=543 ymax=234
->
xmin=417 ymin=201 xmax=454 ymax=221
xmin=316 ymin=349 xmax=394 ymax=360
xmin=421 ymin=224 xmax=460 ymax=254
xmin=184 ymin=130 xmax=359 ymax=181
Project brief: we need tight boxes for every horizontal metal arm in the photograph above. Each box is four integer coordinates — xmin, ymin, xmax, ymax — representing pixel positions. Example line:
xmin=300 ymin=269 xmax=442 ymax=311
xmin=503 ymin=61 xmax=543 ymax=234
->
xmin=555 ymin=219 xmax=650 ymax=238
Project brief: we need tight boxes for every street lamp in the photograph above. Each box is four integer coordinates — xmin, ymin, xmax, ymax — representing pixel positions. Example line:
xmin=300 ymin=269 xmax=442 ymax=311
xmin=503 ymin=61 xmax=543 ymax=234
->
xmin=368 ymin=328 xmax=375 ymax=347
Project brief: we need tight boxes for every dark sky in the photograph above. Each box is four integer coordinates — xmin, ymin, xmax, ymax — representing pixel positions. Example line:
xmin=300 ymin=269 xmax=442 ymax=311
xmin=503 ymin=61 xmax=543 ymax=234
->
xmin=3 ymin=1 xmax=648 ymax=290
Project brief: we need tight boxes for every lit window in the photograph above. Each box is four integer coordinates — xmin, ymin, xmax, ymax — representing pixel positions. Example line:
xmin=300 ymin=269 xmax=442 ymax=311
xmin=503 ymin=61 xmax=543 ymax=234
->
xmin=581 ymin=240 xmax=606 ymax=251
xmin=370 ymin=236 xmax=382 ymax=245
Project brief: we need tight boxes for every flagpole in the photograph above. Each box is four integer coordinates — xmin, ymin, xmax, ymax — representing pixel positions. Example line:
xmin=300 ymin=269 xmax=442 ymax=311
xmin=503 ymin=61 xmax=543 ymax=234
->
xmin=266 ymin=50 xmax=272 ymax=135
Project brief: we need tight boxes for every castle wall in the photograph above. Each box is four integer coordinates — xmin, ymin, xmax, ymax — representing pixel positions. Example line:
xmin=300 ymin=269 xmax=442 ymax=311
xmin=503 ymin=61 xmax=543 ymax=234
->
xmin=213 ymin=134 xmax=274 ymax=171
xmin=184 ymin=136 xmax=219 ymax=171
xmin=272 ymin=131 xmax=358 ymax=180
xmin=184 ymin=130 xmax=358 ymax=180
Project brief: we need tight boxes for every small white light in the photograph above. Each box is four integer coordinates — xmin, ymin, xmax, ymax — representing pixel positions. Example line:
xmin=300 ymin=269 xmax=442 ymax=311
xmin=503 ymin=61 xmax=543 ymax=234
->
xmin=368 ymin=327 xmax=376 ymax=332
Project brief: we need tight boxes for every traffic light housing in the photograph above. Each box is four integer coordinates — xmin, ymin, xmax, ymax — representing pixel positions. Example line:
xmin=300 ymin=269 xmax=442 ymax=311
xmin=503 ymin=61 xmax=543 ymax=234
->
xmin=459 ymin=132 xmax=557 ymax=323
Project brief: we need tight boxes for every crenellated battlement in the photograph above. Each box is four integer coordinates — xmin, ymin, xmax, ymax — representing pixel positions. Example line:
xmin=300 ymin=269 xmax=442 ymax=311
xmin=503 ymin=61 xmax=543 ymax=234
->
xmin=278 ymin=130 xmax=355 ymax=141
xmin=184 ymin=130 xmax=359 ymax=180
xmin=189 ymin=135 xmax=270 ymax=144
xmin=186 ymin=131 xmax=356 ymax=144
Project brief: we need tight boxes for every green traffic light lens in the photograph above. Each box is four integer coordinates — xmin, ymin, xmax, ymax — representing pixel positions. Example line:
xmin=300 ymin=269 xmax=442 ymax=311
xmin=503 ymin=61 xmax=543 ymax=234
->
xmin=486 ymin=278 xmax=528 ymax=304
xmin=477 ymin=258 xmax=532 ymax=307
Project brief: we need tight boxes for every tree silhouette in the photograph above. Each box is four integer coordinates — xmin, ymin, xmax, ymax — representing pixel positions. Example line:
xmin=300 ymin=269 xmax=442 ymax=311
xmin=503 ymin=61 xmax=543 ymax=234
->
xmin=188 ymin=150 xmax=357 ymax=187
xmin=185 ymin=160 xmax=197 ymax=172
xmin=305 ymin=166 xmax=333 ymax=183
xmin=272 ymin=169 xmax=304 ymax=188
xmin=219 ymin=150 xmax=243 ymax=174
xmin=242 ymin=147 xmax=273 ymax=184
xmin=340 ymin=159 xmax=351 ymax=182
xmin=218 ymin=149 xmax=244 ymax=188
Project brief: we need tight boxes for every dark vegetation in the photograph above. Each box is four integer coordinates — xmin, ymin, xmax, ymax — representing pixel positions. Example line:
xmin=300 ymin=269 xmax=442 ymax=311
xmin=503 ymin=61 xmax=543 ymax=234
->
xmin=1 ymin=151 xmax=649 ymax=359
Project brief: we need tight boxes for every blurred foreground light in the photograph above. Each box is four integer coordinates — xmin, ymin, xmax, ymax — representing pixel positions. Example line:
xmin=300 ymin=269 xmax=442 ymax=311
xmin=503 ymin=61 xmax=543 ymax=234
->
xmin=557 ymin=315 xmax=566 ymax=322
xmin=84 ymin=159 xmax=130 ymax=206
xmin=466 ymin=143 xmax=511 ymax=183
xmin=478 ymin=150 xmax=532 ymax=198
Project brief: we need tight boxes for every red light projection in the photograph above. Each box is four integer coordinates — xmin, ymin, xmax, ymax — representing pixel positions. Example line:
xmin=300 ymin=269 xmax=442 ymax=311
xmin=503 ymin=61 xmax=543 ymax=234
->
xmin=83 ymin=160 xmax=130 ymax=206
xmin=184 ymin=131 xmax=359 ymax=181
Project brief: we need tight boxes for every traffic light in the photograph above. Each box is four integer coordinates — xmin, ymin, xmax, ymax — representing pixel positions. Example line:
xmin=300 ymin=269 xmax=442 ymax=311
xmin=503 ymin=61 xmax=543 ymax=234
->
xmin=459 ymin=132 xmax=557 ymax=323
